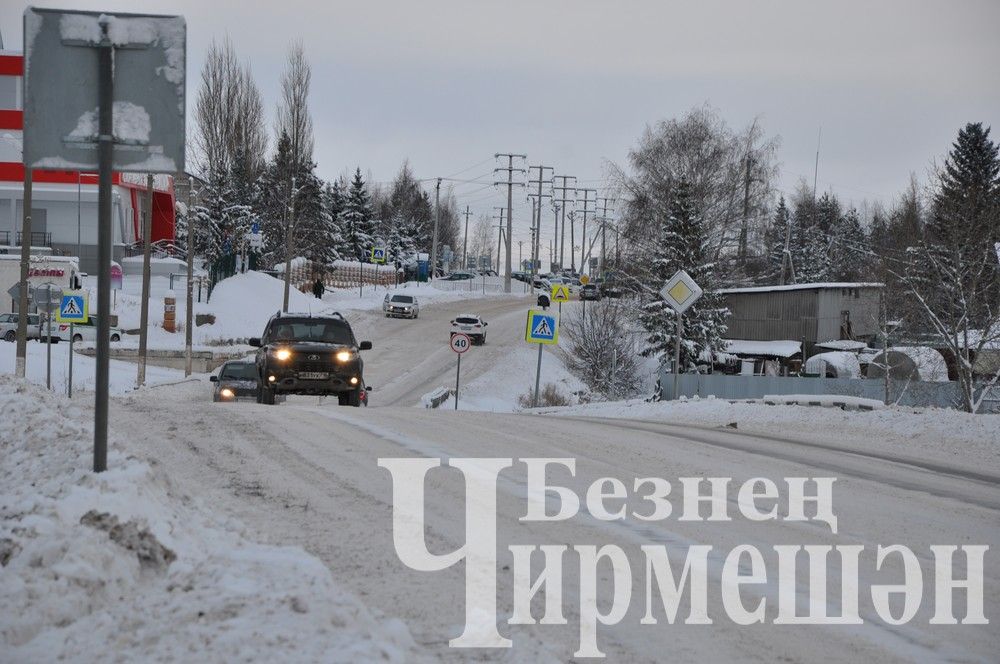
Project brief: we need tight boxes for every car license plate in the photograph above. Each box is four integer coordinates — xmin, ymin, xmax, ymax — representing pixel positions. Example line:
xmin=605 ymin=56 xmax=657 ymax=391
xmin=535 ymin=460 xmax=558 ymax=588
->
xmin=461 ymin=326 xmax=471 ymax=331
xmin=299 ymin=372 xmax=328 ymax=380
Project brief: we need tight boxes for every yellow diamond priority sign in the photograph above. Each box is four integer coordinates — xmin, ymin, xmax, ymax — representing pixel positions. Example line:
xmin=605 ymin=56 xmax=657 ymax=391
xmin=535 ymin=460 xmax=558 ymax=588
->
xmin=659 ymin=270 xmax=703 ymax=314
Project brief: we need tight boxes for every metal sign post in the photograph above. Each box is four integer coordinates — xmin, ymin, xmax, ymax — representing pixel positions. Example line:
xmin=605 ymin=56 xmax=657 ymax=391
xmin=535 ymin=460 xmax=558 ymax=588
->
xmin=35 ymin=283 xmax=60 ymax=390
xmin=57 ymin=290 xmax=89 ymax=398
xmin=23 ymin=8 xmax=187 ymax=473
xmin=450 ymin=333 xmax=472 ymax=409
xmin=659 ymin=270 xmax=703 ymax=400
xmin=525 ymin=309 xmax=559 ymax=408
xmin=68 ymin=323 xmax=74 ymax=397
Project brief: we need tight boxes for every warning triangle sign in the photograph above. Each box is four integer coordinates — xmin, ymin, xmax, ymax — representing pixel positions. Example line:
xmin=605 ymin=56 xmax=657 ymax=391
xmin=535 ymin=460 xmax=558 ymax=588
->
xmin=532 ymin=317 xmax=553 ymax=337
xmin=62 ymin=298 xmax=81 ymax=316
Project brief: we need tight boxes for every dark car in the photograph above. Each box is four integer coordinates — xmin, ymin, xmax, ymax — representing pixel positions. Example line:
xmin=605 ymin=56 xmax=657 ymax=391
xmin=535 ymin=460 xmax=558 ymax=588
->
xmin=249 ymin=312 xmax=372 ymax=406
xmin=210 ymin=360 xmax=259 ymax=402
xmin=579 ymin=283 xmax=602 ymax=301
xmin=442 ymin=271 xmax=476 ymax=281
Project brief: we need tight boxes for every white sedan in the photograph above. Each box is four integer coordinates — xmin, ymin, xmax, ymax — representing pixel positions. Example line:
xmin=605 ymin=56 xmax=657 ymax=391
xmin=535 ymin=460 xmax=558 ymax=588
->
xmin=450 ymin=313 xmax=488 ymax=345
xmin=50 ymin=318 xmax=123 ymax=343
xmin=383 ymin=293 xmax=420 ymax=319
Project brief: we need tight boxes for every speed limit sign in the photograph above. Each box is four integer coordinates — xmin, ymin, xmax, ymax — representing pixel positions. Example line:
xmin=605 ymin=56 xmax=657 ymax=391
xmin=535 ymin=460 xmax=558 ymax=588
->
xmin=450 ymin=333 xmax=472 ymax=354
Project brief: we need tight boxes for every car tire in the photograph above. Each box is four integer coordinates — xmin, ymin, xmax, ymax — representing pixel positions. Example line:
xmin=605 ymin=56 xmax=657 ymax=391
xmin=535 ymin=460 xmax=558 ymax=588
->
xmin=346 ymin=387 xmax=362 ymax=407
xmin=3 ymin=330 xmax=14 ymax=342
xmin=258 ymin=382 xmax=276 ymax=405
xmin=73 ymin=334 xmax=83 ymax=343
xmin=111 ymin=334 xmax=120 ymax=342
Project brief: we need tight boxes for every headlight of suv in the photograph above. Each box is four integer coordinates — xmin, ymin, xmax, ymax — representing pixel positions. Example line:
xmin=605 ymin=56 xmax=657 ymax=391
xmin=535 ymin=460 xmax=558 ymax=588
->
xmin=335 ymin=350 xmax=354 ymax=362
xmin=274 ymin=348 xmax=292 ymax=361
xmin=220 ymin=387 xmax=235 ymax=399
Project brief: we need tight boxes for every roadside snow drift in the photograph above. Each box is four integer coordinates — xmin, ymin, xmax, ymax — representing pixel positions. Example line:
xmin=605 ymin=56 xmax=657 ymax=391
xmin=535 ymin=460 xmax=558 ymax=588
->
xmin=0 ymin=377 xmax=416 ymax=662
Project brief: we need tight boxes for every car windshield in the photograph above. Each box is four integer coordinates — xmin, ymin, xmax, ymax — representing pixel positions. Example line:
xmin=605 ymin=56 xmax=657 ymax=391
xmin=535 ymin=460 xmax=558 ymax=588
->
xmin=221 ymin=363 xmax=257 ymax=380
xmin=390 ymin=295 xmax=414 ymax=304
xmin=268 ymin=319 xmax=353 ymax=344
xmin=455 ymin=317 xmax=480 ymax=324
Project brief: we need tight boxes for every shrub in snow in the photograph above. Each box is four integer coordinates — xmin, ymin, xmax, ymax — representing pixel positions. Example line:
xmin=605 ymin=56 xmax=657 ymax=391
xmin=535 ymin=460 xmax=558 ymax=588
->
xmin=518 ymin=383 xmax=572 ymax=409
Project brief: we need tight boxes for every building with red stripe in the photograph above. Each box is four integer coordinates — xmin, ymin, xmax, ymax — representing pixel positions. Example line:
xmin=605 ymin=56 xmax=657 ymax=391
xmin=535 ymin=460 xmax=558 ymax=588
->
xmin=0 ymin=50 xmax=176 ymax=273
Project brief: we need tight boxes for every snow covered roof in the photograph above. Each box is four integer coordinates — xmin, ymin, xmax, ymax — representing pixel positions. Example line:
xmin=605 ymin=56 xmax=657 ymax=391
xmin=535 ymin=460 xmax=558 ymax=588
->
xmin=723 ymin=339 xmax=802 ymax=358
xmin=815 ymin=339 xmax=869 ymax=351
xmin=718 ymin=282 xmax=884 ymax=295
xmin=805 ymin=351 xmax=862 ymax=378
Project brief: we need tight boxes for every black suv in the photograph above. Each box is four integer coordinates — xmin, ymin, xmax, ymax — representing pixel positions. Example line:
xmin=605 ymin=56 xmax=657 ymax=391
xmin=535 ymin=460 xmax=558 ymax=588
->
xmin=249 ymin=312 xmax=372 ymax=406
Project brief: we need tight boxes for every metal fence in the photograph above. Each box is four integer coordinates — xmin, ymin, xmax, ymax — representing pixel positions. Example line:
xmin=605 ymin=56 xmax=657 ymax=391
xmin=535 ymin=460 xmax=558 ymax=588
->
xmin=658 ymin=371 xmax=1000 ymax=414
xmin=432 ymin=276 xmax=530 ymax=294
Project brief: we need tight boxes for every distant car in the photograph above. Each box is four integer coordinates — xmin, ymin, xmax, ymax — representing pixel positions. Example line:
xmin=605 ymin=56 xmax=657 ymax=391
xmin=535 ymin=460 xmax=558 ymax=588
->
xmin=450 ymin=313 xmax=488 ymax=345
xmin=0 ymin=312 xmax=44 ymax=342
xmin=50 ymin=317 xmax=123 ymax=343
xmin=580 ymin=283 xmax=602 ymax=301
xmin=383 ymin=293 xmax=420 ymax=319
xmin=532 ymin=276 xmax=550 ymax=290
xmin=210 ymin=360 xmax=259 ymax=402
xmin=510 ymin=271 xmax=531 ymax=283
xmin=599 ymin=281 xmax=624 ymax=298
xmin=442 ymin=271 xmax=476 ymax=281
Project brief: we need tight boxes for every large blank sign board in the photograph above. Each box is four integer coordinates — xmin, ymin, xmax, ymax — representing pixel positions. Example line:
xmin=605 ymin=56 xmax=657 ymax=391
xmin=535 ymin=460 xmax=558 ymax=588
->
xmin=23 ymin=8 xmax=186 ymax=173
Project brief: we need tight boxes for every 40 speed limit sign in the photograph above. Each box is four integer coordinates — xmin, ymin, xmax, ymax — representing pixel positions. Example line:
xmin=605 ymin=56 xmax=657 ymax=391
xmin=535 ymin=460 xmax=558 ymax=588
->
xmin=450 ymin=333 xmax=472 ymax=354
xmin=450 ymin=333 xmax=472 ymax=409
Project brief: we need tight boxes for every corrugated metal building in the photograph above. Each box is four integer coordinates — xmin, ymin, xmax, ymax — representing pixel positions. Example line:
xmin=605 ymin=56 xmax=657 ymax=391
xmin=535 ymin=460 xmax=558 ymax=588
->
xmin=718 ymin=282 xmax=884 ymax=354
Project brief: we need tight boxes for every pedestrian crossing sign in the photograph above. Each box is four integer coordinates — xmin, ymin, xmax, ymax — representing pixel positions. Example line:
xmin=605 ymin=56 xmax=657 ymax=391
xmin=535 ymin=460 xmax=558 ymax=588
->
xmin=550 ymin=284 xmax=571 ymax=302
xmin=525 ymin=309 xmax=559 ymax=345
xmin=371 ymin=247 xmax=387 ymax=263
xmin=56 ymin=290 xmax=88 ymax=323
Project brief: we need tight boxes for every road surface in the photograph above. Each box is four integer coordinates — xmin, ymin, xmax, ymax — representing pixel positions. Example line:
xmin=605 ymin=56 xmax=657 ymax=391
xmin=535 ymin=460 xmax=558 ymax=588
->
xmin=104 ymin=293 xmax=998 ymax=662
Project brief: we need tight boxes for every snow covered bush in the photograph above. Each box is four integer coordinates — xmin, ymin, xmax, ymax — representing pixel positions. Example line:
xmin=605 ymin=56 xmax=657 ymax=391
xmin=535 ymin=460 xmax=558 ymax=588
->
xmin=561 ymin=299 xmax=642 ymax=399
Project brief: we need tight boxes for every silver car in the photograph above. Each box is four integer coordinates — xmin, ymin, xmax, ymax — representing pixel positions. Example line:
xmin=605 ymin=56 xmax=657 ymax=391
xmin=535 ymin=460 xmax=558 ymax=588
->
xmin=383 ymin=293 xmax=420 ymax=319
xmin=0 ymin=312 xmax=44 ymax=342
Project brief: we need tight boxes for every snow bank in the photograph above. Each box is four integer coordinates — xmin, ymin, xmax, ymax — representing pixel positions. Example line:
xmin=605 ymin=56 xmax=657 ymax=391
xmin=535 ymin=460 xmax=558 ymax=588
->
xmin=457 ymin=345 xmax=586 ymax=412
xmin=546 ymin=396 xmax=1000 ymax=471
xmin=0 ymin=377 xmax=417 ymax=661
xmin=200 ymin=271 xmax=327 ymax=340
xmin=0 ymin=340 xmax=184 ymax=395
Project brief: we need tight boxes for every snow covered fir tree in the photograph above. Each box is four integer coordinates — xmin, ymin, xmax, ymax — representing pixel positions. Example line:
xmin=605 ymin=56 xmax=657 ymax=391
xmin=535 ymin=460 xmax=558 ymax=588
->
xmin=638 ymin=179 xmax=728 ymax=371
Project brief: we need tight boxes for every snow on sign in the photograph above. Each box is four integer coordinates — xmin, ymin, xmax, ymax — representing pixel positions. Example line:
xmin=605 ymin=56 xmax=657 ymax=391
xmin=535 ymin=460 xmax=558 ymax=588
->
xmin=371 ymin=247 xmax=387 ymax=264
xmin=22 ymin=8 xmax=186 ymax=173
xmin=659 ymin=269 xmax=703 ymax=314
xmin=450 ymin=333 xmax=472 ymax=354
xmin=56 ymin=290 xmax=89 ymax=324
xmin=525 ymin=310 xmax=559 ymax=345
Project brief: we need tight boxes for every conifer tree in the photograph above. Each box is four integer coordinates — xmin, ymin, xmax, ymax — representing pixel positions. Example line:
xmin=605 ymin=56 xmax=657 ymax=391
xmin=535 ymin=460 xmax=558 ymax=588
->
xmin=639 ymin=179 xmax=728 ymax=369
xmin=343 ymin=168 xmax=374 ymax=261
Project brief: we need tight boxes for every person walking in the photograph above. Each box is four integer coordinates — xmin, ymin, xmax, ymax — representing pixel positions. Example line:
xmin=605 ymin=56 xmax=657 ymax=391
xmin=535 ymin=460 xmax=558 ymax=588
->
xmin=312 ymin=275 xmax=326 ymax=300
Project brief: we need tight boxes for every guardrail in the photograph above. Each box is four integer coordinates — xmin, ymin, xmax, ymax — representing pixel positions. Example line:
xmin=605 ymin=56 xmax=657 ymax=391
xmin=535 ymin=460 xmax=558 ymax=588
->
xmin=421 ymin=387 xmax=453 ymax=409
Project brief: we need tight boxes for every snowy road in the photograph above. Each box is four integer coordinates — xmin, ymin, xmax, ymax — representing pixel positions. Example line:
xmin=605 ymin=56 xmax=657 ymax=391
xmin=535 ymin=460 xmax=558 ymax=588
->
xmin=102 ymin=292 xmax=999 ymax=662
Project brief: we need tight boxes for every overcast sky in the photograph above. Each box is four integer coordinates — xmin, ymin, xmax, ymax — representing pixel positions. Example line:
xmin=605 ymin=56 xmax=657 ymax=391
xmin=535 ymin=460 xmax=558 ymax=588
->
xmin=3 ymin=0 xmax=999 ymax=245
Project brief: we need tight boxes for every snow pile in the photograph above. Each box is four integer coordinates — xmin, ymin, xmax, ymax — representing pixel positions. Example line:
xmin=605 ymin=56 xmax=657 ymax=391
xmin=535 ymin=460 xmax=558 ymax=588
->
xmin=0 ymin=377 xmax=417 ymax=661
xmin=457 ymin=345 xmax=586 ymax=412
xmin=546 ymin=397 xmax=1000 ymax=470
xmin=0 ymin=341 xmax=184 ymax=394
xmin=200 ymin=271 xmax=327 ymax=340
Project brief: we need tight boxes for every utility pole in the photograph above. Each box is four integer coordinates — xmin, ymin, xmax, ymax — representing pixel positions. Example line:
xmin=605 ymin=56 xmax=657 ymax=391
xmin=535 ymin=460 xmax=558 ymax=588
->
xmin=431 ymin=177 xmax=441 ymax=277
xmin=527 ymin=165 xmax=552 ymax=277
xmin=184 ymin=175 xmax=195 ymax=377
xmin=461 ymin=204 xmax=472 ymax=270
xmin=551 ymin=204 xmax=560 ymax=272
xmin=552 ymin=175 xmax=576 ymax=272
xmin=14 ymin=168 xmax=32 ymax=378
xmin=136 ymin=173 xmax=153 ymax=388
xmin=596 ymin=196 xmax=615 ymax=277
xmin=576 ymin=188 xmax=596 ymax=274
xmin=494 ymin=153 xmax=526 ymax=292
xmin=493 ymin=207 xmax=506 ymax=273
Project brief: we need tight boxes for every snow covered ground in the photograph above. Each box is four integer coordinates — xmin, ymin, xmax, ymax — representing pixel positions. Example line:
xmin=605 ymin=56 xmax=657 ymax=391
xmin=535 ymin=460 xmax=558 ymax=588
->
xmin=0 ymin=376 xmax=419 ymax=662
xmin=0 ymin=339 xmax=186 ymax=395
xmin=544 ymin=394 xmax=1000 ymax=473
